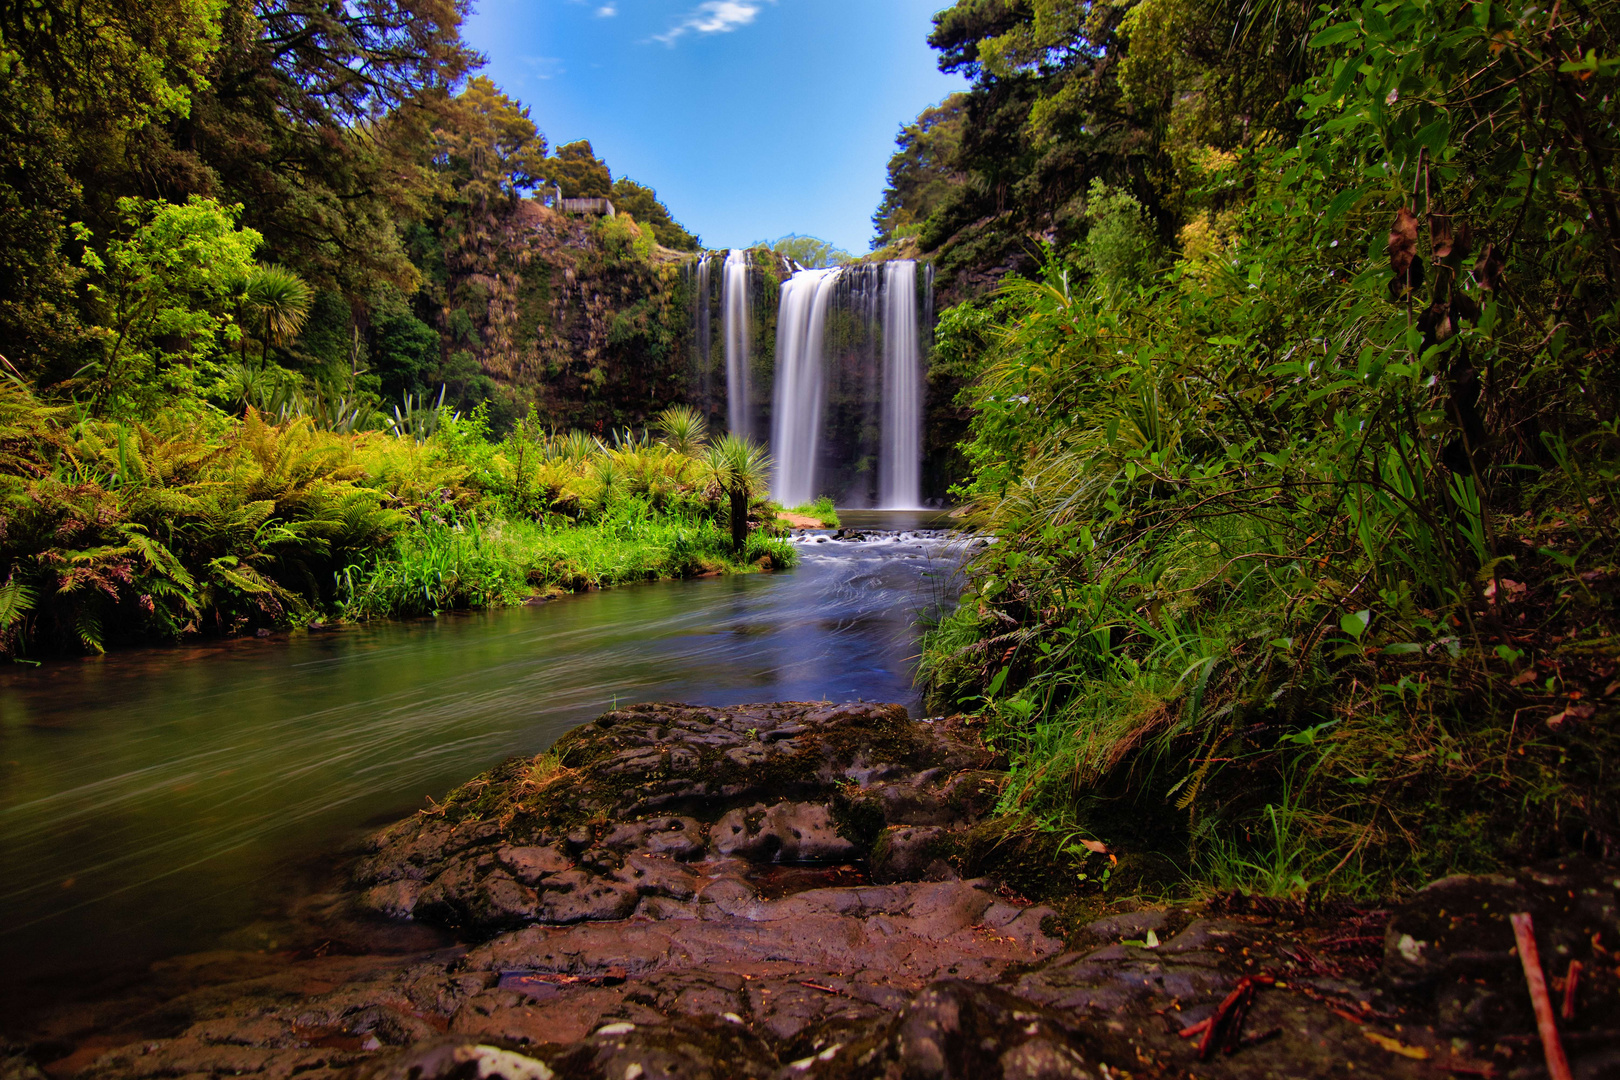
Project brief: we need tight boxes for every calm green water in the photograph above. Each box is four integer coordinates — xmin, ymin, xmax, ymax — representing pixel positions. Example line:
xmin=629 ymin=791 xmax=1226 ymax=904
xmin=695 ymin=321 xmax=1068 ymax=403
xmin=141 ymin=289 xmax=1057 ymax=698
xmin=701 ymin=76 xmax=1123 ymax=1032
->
xmin=0 ymin=522 xmax=962 ymax=991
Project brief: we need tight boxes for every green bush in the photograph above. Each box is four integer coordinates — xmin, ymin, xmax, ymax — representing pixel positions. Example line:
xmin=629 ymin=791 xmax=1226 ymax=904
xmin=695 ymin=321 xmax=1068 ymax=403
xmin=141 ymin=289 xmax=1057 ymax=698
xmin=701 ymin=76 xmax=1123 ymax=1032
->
xmin=923 ymin=0 xmax=1620 ymax=898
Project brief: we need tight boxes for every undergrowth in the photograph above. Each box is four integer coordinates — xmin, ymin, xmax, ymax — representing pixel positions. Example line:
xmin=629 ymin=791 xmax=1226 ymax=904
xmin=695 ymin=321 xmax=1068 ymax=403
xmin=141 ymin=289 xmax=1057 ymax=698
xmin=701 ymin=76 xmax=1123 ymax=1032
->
xmin=920 ymin=0 xmax=1620 ymax=900
xmin=0 ymin=395 xmax=789 ymax=654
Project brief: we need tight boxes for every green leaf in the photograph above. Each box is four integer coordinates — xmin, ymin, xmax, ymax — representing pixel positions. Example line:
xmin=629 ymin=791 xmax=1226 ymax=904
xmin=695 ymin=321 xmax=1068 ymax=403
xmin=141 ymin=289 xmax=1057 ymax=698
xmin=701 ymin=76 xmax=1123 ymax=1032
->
xmin=1322 ymin=185 xmax=1368 ymax=225
xmin=1309 ymin=21 xmax=1362 ymax=47
xmin=986 ymin=666 xmax=1010 ymax=698
xmin=1329 ymin=51 xmax=1370 ymax=101
xmin=1340 ymin=609 xmax=1372 ymax=638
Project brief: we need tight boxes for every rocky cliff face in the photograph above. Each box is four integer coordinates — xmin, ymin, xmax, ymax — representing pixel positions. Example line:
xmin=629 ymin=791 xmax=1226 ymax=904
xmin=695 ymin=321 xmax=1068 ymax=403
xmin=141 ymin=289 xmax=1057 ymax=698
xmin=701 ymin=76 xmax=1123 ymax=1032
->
xmin=425 ymin=199 xmax=695 ymax=433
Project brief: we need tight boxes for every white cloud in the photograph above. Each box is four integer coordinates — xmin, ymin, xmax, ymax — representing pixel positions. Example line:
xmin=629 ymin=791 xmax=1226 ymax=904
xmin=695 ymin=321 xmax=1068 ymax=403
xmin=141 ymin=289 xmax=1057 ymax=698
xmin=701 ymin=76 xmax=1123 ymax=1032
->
xmin=654 ymin=0 xmax=768 ymax=45
xmin=595 ymin=3 xmax=616 ymax=15
xmin=519 ymin=55 xmax=565 ymax=80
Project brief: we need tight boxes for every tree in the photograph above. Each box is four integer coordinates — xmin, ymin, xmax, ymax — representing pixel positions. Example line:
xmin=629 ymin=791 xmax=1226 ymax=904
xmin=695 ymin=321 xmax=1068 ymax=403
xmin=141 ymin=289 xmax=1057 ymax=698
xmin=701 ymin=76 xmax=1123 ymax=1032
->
xmin=241 ymin=264 xmax=313 ymax=364
xmin=871 ymin=94 xmax=968 ymax=249
xmin=549 ymin=141 xmax=612 ymax=198
xmin=368 ymin=287 xmax=441 ymax=403
xmin=703 ymin=435 xmax=771 ymax=552
xmin=76 ymin=196 xmax=262 ymax=413
xmin=434 ymin=77 xmax=550 ymax=207
xmin=757 ymin=235 xmax=853 ymax=269
xmin=609 ymin=178 xmax=700 ymax=251
xmin=152 ymin=0 xmax=478 ymax=299
xmin=0 ymin=0 xmax=227 ymax=380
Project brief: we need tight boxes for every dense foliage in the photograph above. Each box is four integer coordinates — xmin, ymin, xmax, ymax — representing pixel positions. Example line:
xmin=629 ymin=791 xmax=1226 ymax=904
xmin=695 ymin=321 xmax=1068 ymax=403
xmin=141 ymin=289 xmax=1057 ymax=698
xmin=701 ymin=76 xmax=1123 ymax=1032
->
xmin=0 ymin=390 xmax=789 ymax=658
xmin=0 ymin=0 xmax=744 ymax=657
xmin=0 ymin=0 xmax=701 ymax=427
xmin=909 ymin=0 xmax=1620 ymax=894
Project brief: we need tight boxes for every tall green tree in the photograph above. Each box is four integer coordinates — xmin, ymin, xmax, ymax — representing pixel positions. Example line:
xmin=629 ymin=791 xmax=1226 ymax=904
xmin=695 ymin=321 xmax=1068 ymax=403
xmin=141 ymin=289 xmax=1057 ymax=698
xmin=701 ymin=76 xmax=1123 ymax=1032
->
xmin=609 ymin=178 xmax=700 ymax=251
xmin=76 ymin=196 xmax=262 ymax=413
xmin=549 ymin=140 xmax=612 ymax=198
xmin=871 ymin=94 xmax=968 ymax=250
xmin=0 ymin=0 xmax=227 ymax=379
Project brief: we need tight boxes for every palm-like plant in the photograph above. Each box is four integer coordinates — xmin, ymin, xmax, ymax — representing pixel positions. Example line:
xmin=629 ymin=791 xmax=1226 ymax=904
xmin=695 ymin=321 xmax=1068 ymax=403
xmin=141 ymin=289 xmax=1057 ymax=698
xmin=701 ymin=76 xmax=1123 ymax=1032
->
xmin=555 ymin=430 xmax=599 ymax=464
xmin=655 ymin=405 xmax=708 ymax=456
xmin=243 ymin=264 xmax=313 ymax=364
xmin=703 ymin=434 xmax=772 ymax=552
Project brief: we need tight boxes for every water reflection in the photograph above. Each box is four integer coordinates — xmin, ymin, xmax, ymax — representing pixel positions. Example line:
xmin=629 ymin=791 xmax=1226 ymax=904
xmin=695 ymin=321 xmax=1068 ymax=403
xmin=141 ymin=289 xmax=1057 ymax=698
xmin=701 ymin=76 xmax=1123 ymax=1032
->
xmin=0 ymin=527 xmax=965 ymax=986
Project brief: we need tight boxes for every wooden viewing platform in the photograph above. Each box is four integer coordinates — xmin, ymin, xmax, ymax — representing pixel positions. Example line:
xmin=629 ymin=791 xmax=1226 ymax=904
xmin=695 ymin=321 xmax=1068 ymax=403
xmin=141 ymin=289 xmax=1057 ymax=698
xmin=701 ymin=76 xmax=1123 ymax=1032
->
xmin=552 ymin=185 xmax=615 ymax=217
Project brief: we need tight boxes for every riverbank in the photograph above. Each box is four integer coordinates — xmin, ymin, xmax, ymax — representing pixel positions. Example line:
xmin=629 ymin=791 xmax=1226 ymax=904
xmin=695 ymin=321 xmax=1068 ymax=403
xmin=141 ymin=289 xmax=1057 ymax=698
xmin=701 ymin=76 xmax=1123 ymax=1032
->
xmin=0 ymin=389 xmax=797 ymax=659
xmin=0 ymin=530 xmax=967 ymax=991
xmin=5 ymin=699 xmax=1615 ymax=1079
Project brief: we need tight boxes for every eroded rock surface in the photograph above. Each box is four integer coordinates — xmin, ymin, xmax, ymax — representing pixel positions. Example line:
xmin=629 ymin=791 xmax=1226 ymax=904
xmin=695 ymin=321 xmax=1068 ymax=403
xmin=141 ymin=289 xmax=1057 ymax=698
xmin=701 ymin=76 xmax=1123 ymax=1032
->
xmin=352 ymin=702 xmax=1002 ymax=935
xmin=10 ymin=703 xmax=1619 ymax=1080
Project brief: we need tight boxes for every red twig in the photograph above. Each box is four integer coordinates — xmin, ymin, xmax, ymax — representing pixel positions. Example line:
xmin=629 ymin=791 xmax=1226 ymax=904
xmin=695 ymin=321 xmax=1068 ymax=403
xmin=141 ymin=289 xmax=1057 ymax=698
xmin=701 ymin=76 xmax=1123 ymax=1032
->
xmin=1560 ymin=960 xmax=1582 ymax=1021
xmin=1196 ymin=975 xmax=1274 ymax=1060
xmin=1510 ymin=912 xmax=1573 ymax=1080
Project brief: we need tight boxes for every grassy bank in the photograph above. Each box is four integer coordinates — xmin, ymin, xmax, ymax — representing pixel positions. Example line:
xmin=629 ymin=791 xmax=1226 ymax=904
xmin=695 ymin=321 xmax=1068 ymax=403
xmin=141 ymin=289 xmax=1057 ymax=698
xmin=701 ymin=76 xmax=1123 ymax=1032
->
xmin=336 ymin=506 xmax=793 ymax=620
xmin=783 ymin=497 xmax=840 ymax=528
xmin=0 ymin=389 xmax=793 ymax=657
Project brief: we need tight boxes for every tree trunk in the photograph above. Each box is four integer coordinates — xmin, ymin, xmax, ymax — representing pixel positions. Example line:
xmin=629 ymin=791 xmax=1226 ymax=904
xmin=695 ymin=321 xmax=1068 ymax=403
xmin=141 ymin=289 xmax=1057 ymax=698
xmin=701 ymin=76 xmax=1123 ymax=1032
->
xmin=730 ymin=488 xmax=748 ymax=553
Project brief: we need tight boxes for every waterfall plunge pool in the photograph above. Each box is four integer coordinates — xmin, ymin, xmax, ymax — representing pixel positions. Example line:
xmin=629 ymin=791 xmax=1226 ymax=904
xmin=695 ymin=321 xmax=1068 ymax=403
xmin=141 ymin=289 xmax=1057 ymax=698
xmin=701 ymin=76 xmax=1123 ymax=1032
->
xmin=0 ymin=524 xmax=968 ymax=1006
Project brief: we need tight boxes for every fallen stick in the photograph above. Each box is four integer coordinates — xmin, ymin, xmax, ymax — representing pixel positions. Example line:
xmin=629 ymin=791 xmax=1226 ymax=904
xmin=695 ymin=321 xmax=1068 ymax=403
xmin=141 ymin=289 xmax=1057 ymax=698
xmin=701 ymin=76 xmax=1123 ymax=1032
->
xmin=1199 ymin=978 xmax=1255 ymax=1060
xmin=1177 ymin=1017 xmax=1213 ymax=1039
xmin=1509 ymin=912 xmax=1573 ymax=1080
xmin=1561 ymin=960 xmax=1582 ymax=1022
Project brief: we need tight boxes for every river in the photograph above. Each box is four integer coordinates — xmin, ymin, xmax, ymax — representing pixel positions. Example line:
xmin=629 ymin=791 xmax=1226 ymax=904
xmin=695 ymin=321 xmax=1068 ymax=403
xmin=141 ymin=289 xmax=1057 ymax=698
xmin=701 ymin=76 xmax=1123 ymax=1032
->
xmin=0 ymin=515 xmax=965 ymax=1004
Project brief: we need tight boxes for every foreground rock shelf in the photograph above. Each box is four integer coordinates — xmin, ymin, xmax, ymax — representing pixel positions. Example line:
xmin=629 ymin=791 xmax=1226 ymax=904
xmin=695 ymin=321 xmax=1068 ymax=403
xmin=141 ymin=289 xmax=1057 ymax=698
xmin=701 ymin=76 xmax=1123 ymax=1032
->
xmin=7 ymin=702 xmax=1619 ymax=1079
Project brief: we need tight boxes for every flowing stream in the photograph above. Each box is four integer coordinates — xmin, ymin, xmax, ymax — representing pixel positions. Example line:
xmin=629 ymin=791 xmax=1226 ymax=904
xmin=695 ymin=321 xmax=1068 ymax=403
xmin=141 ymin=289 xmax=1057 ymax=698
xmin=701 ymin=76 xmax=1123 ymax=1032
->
xmin=0 ymin=517 xmax=962 ymax=996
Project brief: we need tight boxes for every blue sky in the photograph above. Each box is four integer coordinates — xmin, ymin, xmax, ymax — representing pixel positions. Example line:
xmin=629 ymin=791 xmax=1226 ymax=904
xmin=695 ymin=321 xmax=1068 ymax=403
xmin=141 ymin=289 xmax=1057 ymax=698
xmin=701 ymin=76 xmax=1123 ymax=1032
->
xmin=461 ymin=1 xmax=966 ymax=253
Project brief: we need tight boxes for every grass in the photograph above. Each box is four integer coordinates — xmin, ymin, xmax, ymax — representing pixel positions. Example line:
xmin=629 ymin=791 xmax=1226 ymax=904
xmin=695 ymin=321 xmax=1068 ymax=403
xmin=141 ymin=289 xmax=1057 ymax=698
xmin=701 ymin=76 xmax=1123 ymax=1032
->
xmin=336 ymin=500 xmax=798 ymax=620
xmin=784 ymin=497 xmax=839 ymax=528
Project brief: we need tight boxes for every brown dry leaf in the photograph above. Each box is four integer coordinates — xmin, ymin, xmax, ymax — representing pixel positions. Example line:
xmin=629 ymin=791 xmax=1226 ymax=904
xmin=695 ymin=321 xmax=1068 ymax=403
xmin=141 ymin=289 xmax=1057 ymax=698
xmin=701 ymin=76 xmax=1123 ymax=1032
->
xmin=1510 ymin=668 xmax=1539 ymax=687
xmin=1078 ymin=838 xmax=1109 ymax=854
xmin=1475 ymin=243 xmax=1506 ymax=290
xmin=1452 ymin=220 xmax=1474 ymax=261
xmin=1388 ymin=208 xmax=1421 ymax=300
xmin=1430 ymin=213 xmax=1455 ymax=259
xmin=1363 ymin=1030 xmax=1430 ymax=1060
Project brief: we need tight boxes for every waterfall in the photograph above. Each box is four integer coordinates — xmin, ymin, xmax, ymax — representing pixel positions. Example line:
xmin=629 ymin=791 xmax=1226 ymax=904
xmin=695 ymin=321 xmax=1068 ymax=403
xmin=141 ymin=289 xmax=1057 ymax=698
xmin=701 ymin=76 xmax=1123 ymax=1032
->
xmin=721 ymin=249 xmax=751 ymax=439
xmin=770 ymin=267 xmax=841 ymax=507
xmin=686 ymin=254 xmax=716 ymax=427
xmin=879 ymin=260 xmax=922 ymax=509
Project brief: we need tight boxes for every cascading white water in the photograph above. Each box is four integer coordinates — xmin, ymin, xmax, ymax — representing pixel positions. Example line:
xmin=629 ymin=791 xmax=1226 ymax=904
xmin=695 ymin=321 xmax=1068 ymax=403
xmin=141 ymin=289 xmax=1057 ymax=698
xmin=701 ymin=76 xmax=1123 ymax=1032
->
xmin=770 ymin=267 xmax=841 ymax=507
xmin=879 ymin=260 xmax=922 ymax=509
xmin=721 ymin=249 xmax=750 ymax=439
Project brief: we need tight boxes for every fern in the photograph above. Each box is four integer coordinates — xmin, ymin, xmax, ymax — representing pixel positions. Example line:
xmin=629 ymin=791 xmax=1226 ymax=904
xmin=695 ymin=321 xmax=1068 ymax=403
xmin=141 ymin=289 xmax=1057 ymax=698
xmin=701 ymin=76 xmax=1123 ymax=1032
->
xmin=0 ymin=579 xmax=35 ymax=629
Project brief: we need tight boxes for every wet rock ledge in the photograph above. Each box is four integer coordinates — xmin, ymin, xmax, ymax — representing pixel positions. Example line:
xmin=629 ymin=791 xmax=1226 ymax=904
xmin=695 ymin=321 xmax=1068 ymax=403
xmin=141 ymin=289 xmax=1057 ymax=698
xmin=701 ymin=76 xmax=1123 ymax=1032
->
xmin=19 ymin=701 xmax=1620 ymax=1080
xmin=352 ymin=701 xmax=1007 ymax=934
